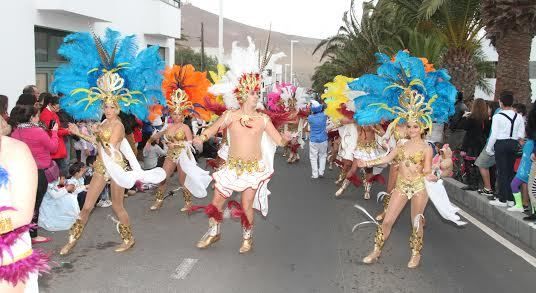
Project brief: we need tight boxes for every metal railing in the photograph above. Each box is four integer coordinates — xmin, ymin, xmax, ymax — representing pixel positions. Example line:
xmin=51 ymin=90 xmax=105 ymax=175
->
xmin=160 ymin=0 xmax=180 ymax=8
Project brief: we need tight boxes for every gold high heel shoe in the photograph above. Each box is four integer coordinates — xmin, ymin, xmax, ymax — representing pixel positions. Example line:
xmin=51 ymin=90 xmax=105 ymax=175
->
xmin=407 ymin=229 xmax=423 ymax=268
xmin=60 ymin=219 xmax=85 ymax=255
xmin=115 ymin=223 xmax=135 ymax=252
xmin=197 ymin=218 xmax=221 ymax=249
xmin=239 ymin=227 xmax=253 ymax=254
xmin=363 ymin=226 xmax=384 ymax=264
xmin=180 ymin=189 xmax=192 ymax=212
xmin=150 ymin=190 xmax=164 ymax=211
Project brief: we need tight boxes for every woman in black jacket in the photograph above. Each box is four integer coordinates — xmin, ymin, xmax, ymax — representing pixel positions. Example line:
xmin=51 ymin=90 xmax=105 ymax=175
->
xmin=459 ymin=98 xmax=491 ymax=157
xmin=458 ymin=98 xmax=491 ymax=189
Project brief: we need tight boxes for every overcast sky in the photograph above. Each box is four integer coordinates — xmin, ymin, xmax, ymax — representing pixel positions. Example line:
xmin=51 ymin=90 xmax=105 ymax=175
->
xmin=186 ymin=0 xmax=363 ymax=39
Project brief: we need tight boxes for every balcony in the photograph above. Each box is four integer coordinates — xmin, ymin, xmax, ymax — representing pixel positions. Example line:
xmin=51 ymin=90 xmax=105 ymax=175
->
xmin=144 ymin=0 xmax=181 ymax=39
xmin=35 ymin=0 xmax=113 ymax=22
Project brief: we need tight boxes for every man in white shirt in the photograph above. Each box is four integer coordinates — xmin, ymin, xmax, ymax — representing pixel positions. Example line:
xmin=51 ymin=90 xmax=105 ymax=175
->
xmin=486 ymin=91 xmax=525 ymax=207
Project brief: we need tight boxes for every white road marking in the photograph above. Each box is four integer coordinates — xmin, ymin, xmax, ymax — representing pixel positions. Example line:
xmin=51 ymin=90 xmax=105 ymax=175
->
xmin=459 ymin=209 xmax=536 ymax=268
xmin=171 ymin=258 xmax=198 ymax=280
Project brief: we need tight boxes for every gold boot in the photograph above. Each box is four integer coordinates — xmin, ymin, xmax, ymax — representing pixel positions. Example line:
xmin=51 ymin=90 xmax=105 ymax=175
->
xmin=239 ymin=227 xmax=253 ymax=254
xmin=115 ymin=223 xmax=135 ymax=252
xmin=60 ymin=219 xmax=85 ymax=255
xmin=180 ymin=189 xmax=193 ymax=212
xmin=408 ymin=228 xmax=423 ymax=268
xmin=335 ymin=179 xmax=350 ymax=197
xmin=363 ymin=225 xmax=384 ymax=264
xmin=363 ymin=181 xmax=371 ymax=200
xmin=375 ymin=193 xmax=391 ymax=221
xmin=197 ymin=218 xmax=221 ymax=249
xmin=150 ymin=190 xmax=165 ymax=211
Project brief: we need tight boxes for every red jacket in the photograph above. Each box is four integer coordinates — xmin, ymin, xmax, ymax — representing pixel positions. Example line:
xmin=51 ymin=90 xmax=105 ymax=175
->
xmin=133 ymin=118 xmax=143 ymax=143
xmin=40 ymin=107 xmax=70 ymax=159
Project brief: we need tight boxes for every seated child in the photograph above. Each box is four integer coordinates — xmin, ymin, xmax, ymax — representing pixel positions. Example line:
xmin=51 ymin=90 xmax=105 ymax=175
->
xmin=38 ymin=174 xmax=80 ymax=231
xmin=67 ymin=162 xmax=89 ymax=208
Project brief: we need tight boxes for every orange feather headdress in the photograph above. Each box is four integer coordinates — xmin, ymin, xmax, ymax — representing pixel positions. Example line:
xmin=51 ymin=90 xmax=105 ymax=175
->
xmin=161 ymin=64 xmax=211 ymax=121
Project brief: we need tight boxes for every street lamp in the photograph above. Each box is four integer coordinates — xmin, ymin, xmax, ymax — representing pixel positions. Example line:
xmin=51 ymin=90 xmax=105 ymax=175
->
xmin=290 ymin=40 xmax=299 ymax=85
xmin=218 ymin=0 xmax=224 ymax=63
xmin=284 ymin=64 xmax=290 ymax=83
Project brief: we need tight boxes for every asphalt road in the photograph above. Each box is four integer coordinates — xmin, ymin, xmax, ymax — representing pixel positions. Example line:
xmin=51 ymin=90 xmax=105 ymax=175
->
xmin=38 ymin=150 xmax=536 ymax=293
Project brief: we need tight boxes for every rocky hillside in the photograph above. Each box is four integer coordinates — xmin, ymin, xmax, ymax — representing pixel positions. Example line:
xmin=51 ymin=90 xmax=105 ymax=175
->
xmin=180 ymin=4 xmax=323 ymax=87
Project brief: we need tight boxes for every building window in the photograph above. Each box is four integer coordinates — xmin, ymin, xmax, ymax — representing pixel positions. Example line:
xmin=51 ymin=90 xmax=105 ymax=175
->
xmin=160 ymin=0 xmax=181 ymax=8
xmin=148 ymin=45 xmax=167 ymax=62
xmin=34 ymin=27 xmax=69 ymax=64
xmin=35 ymin=27 xmax=70 ymax=93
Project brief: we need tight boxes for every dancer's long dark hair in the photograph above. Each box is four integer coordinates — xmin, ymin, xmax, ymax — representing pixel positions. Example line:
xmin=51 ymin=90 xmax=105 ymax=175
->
xmin=526 ymin=102 xmax=536 ymax=140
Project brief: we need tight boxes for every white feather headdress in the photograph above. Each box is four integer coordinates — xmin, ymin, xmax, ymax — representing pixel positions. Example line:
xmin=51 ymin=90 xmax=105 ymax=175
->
xmin=209 ymin=36 xmax=285 ymax=110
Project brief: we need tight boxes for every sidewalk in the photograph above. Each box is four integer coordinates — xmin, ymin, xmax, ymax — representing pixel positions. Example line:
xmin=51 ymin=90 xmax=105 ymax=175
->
xmin=444 ymin=178 xmax=536 ymax=251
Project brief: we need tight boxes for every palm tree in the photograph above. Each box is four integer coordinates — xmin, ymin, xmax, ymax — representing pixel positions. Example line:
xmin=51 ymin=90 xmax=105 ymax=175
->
xmin=393 ymin=0 xmax=484 ymax=99
xmin=312 ymin=0 xmax=493 ymax=97
xmin=481 ymin=0 xmax=536 ymax=104
xmin=312 ymin=1 xmax=410 ymax=91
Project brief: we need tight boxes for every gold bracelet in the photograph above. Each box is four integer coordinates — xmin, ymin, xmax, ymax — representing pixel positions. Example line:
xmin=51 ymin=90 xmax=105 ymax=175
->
xmin=0 ymin=217 xmax=14 ymax=235
xmin=78 ymin=133 xmax=94 ymax=143
xmin=279 ymin=137 xmax=289 ymax=147
xmin=365 ymin=158 xmax=382 ymax=168
xmin=199 ymin=134 xmax=208 ymax=142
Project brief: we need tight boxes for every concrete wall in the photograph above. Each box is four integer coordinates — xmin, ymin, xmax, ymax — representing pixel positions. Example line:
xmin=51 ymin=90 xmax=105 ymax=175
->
xmin=0 ymin=1 xmax=36 ymax=111
xmin=0 ymin=0 xmax=180 ymax=111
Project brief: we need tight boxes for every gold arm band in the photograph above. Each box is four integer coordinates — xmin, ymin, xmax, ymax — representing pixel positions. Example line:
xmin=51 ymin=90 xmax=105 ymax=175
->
xmin=365 ymin=158 xmax=383 ymax=168
xmin=0 ymin=217 xmax=14 ymax=235
xmin=77 ymin=133 xmax=95 ymax=143
xmin=279 ymin=137 xmax=289 ymax=147
xmin=199 ymin=134 xmax=209 ymax=143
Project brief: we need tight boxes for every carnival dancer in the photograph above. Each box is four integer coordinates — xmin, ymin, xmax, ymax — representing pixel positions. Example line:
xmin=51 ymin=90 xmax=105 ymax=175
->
xmin=320 ymin=76 xmax=358 ymax=193
xmin=149 ymin=64 xmax=213 ymax=211
xmin=267 ymin=83 xmax=307 ymax=163
xmin=375 ymin=123 xmax=408 ymax=221
xmin=203 ymin=64 xmax=231 ymax=173
xmin=352 ymin=51 xmax=462 ymax=268
xmin=0 ymin=129 xmax=49 ymax=292
xmin=343 ymin=124 xmax=387 ymax=199
xmin=52 ymin=29 xmax=167 ymax=255
xmin=191 ymin=37 xmax=289 ymax=253
xmin=326 ymin=117 xmax=341 ymax=170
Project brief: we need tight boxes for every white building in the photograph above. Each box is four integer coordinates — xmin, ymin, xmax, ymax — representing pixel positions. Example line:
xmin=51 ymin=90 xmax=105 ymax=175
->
xmin=476 ymin=37 xmax=536 ymax=102
xmin=0 ymin=0 xmax=181 ymax=111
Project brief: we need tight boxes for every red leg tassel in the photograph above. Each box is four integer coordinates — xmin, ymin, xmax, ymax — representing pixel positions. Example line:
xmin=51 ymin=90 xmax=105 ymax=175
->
xmin=227 ymin=200 xmax=252 ymax=229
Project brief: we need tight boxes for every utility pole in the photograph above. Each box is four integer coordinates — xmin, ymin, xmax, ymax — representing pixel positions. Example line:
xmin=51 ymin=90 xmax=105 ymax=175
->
xmin=290 ymin=40 xmax=298 ymax=85
xmin=200 ymin=22 xmax=205 ymax=71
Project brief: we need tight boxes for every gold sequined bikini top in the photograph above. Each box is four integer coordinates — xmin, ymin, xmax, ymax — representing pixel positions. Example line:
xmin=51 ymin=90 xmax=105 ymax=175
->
xmin=97 ymin=127 xmax=112 ymax=145
xmin=396 ymin=145 xmax=424 ymax=166
xmin=165 ymin=129 xmax=186 ymax=143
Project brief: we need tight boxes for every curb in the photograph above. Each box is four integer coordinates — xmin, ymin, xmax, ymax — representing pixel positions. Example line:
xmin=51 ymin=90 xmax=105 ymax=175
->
xmin=443 ymin=178 xmax=536 ymax=251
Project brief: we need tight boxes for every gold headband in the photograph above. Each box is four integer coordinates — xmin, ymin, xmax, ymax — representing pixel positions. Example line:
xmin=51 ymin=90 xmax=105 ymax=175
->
xmin=72 ymin=68 xmax=142 ymax=110
xmin=234 ymin=73 xmax=261 ymax=103
xmin=168 ymin=88 xmax=194 ymax=115
xmin=376 ymin=88 xmax=434 ymax=134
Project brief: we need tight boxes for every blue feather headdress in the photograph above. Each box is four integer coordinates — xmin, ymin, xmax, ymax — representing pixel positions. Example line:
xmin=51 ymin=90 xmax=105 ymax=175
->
xmin=348 ymin=50 xmax=457 ymax=127
xmin=51 ymin=28 xmax=165 ymax=121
